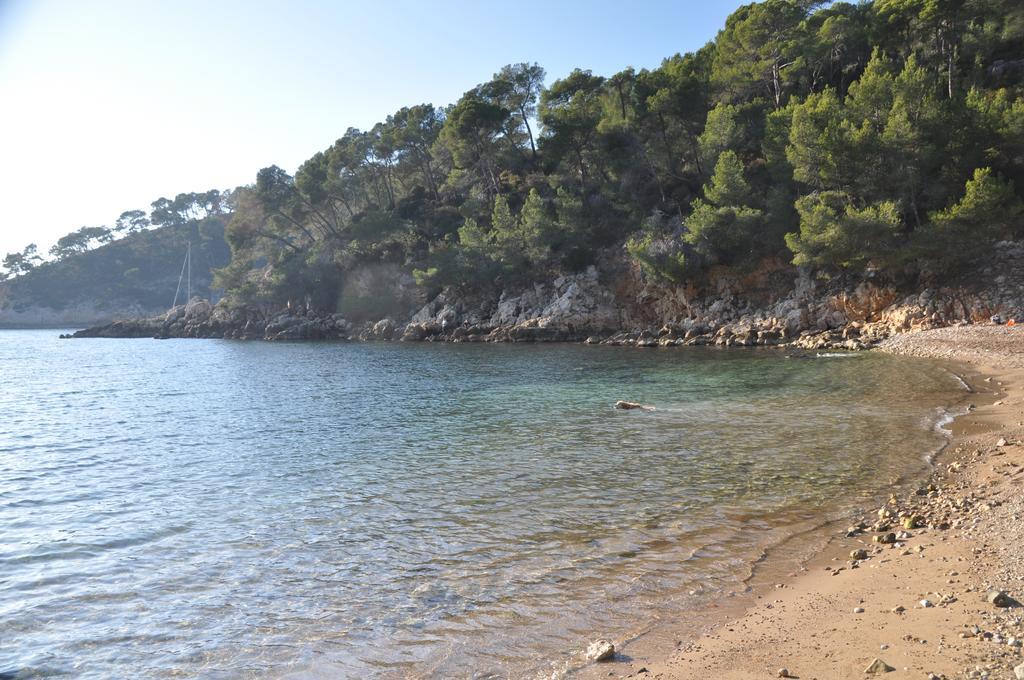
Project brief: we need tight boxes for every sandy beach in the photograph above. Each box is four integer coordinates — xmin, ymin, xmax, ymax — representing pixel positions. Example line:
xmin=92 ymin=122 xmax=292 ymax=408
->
xmin=578 ymin=325 xmax=1024 ymax=680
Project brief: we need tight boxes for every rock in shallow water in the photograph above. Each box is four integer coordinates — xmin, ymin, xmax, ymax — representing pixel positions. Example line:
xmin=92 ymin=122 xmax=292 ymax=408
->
xmin=614 ymin=400 xmax=654 ymax=411
xmin=585 ymin=639 xmax=615 ymax=661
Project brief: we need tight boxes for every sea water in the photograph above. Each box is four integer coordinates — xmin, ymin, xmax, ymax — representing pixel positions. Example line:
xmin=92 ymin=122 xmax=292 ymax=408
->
xmin=0 ymin=331 xmax=965 ymax=678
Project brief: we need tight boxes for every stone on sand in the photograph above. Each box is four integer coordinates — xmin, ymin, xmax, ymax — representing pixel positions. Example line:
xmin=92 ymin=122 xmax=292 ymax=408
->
xmin=987 ymin=590 xmax=1012 ymax=607
xmin=902 ymin=515 xmax=923 ymax=529
xmin=864 ymin=658 xmax=895 ymax=674
xmin=585 ymin=639 xmax=615 ymax=661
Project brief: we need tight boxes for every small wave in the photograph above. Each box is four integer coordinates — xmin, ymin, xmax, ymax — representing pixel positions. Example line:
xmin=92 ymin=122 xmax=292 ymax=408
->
xmin=2 ymin=490 xmax=106 ymax=509
xmin=933 ymin=408 xmax=956 ymax=434
xmin=0 ymin=664 xmax=74 ymax=678
xmin=0 ymin=524 xmax=191 ymax=566
xmin=940 ymin=368 xmax=972 ymax=392
xmin=917 ymin=404 xmax=970 ymax=464
xmin=928 ymin=400 xmax=972 ymax=435
xmin=814 ymin=352 xmax=859 ymax=358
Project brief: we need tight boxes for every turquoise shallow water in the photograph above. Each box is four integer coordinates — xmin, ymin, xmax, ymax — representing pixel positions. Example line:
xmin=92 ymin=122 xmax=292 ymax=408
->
xmin=0 ymin=331 xmax=964 ymax=678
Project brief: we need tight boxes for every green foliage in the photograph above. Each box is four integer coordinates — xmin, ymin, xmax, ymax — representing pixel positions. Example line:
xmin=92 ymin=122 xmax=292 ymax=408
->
xmin=414 ymin=190 xmax=561 ymax=291
xmin=12 ymin=1 xmax=1016 ymax=308
xmin=626 ymin=211 xmax=690 ymax=284
xmin=49 ymin=226 xmax=114 ymax=260
xmin=412 ymin=218 xmax=501 ymax=291
xmin=800 ymin=2 xmax=872 ymax=94
xmin=966 ymin=88 xmax=1024 ymax=186
xmin=698 ymin=103 xmax=742 ymax=169
xmin=915 ymin=167 xmax=1024 ymax=267
xmin=2 ymin=244 xmax=42 ymax=277
xmin=683 ymin=151 xmax=766 ymax=264
xmin=626 ymin=235 xmax=688 ymax=284
xmin=785 ymin=191 xmax=903 ymax=268
xmin=488 ymin=194 xmax=546 ymax=268
xmin=2 ymin=218 xmax=230 ymax=313
xmin=0 ymin=180 xmax=232 ymax=320
xmin=539 ymin=69 xmax=607 ymax=189
xmin=786 ymin=88 xmax=847 ymax=190
xmin=151 ymin=190 xmax=224 ymax=227
xmin=483 ymin=62 xmax=546 ymax=161
xmin=711 ymin=0 xmax=810 ymax=109
xmin=201 ymin=0 xmax=1024 ymax=304
xmin=114 ymin=210 xmax=150 ymax=235
xmin=685 ymin=202 xmax=765 ymax=264
xmin=702 ymin=150 xmax=750 ymax=207
xmin=518 ymin=189 xmax=557 ymax=263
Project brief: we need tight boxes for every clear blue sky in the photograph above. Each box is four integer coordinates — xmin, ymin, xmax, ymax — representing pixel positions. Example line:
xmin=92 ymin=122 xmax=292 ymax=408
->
xmin=0 ymin=0 xmax=742 ymax=258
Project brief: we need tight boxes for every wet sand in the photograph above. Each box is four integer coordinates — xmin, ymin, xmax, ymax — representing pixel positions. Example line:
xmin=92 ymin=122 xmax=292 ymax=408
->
xmin=576 ymin=326 xmax=1024 ymax=680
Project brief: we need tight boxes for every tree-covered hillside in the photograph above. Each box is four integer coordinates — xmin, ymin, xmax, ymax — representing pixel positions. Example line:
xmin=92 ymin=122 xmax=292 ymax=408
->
xmin=214 ymin=0 xmax=1023 ymax=312
xmin=0 ymin=189 xmax=232 ymax=324
xmin=0 ymin=217 xmax=230 ymax=322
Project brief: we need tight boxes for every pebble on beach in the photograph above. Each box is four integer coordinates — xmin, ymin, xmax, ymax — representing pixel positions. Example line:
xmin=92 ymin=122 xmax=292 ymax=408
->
xmin=864 ymin=657 xmax=895 ymax=674
xmin=987 ymin=590 xmax=1013 ymax=607
xmin=873 ymin=532 xmax=897 ymax=544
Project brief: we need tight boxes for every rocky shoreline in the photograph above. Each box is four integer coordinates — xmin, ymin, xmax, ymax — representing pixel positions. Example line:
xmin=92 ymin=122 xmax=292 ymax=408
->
xmin=67 ymin=243 xmax=1024 ymax=351
xmin=61 ymin=296 xmax=1006 ymax=352
xmin=67 ymin=295 xmax=883 ymax=351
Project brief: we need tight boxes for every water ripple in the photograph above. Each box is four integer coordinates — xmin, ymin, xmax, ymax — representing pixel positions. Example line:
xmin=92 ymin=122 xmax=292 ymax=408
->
xmin=0 ymin=331 xmax=962 ymax=679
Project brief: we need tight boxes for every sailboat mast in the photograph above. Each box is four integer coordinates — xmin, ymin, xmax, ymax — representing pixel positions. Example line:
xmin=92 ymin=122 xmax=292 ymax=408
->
xmin=172 ymin=245 xmax=187 ymax=310
xmin=170 ymin=242 xmax=192 ymax=310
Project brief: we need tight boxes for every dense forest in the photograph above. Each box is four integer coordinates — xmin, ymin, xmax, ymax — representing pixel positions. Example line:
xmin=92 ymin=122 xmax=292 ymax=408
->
xmin=208 ymin=0 xmax=1024 ymax=313
xmin=8 ymin=0 xmax=1022 ymax=320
